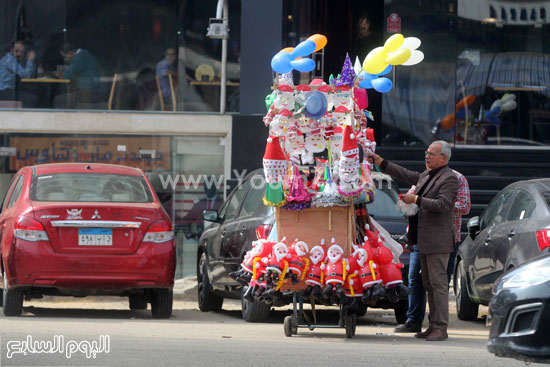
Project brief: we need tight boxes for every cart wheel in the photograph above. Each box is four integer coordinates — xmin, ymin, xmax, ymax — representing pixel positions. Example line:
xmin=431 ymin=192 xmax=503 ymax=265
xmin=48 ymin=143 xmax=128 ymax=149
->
xmin=351 ymin=314 xmax=357 ymax=336
xmin=345 ymin=315 xmax=354 ymax=339
xmin=284 ymin=316 xmax=293 ymax=337
xmin=291 ymin=319 xmax=298 ymax=335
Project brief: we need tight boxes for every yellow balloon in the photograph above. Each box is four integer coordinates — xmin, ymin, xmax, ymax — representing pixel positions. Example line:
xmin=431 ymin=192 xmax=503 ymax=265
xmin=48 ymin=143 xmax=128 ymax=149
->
xmin=383 ymin=34 xmax=404 ymax=53
xmin=362 ymin=47 xmax=388 ymax=74
xmin=385 ymin=48 xmax=411 ymax=65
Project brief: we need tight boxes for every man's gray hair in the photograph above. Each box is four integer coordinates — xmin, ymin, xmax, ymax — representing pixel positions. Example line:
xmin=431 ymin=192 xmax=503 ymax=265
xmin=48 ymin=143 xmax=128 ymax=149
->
xmin=433 ymin=140 xmax=452 ymax=161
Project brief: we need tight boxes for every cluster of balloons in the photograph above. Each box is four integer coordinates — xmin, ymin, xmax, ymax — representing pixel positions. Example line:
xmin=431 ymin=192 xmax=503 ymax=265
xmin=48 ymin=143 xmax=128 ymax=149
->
xmin=362 ymin=34 xmax=424 ymax=75
xmin=271 ymin=34 xmax=327 ymax=74
xmin=441 ymin=95 xmax=476 ymax=130
xmin=357 ymin=65 xmax=393 ymax=93
xmin=484 ymin=94 xmax=517 ymax=126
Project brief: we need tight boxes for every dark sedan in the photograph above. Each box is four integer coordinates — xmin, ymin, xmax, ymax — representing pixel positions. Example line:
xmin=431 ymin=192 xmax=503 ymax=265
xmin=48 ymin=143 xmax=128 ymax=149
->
xmin=455 ymin=179 xmax=550 ymax=320
xmin=197 ymin=169 xmax=408 ymax=322
xmin=487 ymin=253 xmax=550 ymax=364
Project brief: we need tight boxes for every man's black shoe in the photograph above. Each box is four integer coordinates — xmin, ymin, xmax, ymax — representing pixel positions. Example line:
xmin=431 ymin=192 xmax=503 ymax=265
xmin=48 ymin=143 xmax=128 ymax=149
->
xmin=394 ymin=322 xmax=421 ymax=333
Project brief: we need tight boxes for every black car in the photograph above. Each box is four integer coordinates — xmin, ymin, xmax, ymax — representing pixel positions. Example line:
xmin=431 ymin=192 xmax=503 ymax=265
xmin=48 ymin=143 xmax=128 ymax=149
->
xmin=455 ymin=179 xmax=550 ymax=320
xmin=197 ymin=169 xmax=408 ymax=322
xmin=487 ymin=253 xmax=550 ymax=364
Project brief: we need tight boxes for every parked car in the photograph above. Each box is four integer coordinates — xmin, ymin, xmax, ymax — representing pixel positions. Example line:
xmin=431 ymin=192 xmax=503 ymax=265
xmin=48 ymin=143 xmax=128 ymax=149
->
xmin=487 ymin=253 xmax=550 ymax=364
xmin=197 ymin=169 xmax=408 ymax=322
xmin=455 ymin=178 xmax=550 ymax=320
xmin=0 ymin=163 xmax=176 ymax=318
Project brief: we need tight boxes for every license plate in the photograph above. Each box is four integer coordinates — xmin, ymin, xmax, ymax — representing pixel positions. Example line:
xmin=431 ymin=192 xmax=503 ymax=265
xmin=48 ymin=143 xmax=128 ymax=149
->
xmin=78 ymin=228 xmax=113 ymax=246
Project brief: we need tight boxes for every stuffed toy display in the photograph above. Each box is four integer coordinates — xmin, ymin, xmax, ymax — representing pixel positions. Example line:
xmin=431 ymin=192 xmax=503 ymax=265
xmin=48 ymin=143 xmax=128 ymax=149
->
xmin=286 ymin=239 xmax=310 ymax=283
xmin=303 ymin=239 xmax=326 ymax=297
xmin=322 ymin=238 xmax=349 ymax=300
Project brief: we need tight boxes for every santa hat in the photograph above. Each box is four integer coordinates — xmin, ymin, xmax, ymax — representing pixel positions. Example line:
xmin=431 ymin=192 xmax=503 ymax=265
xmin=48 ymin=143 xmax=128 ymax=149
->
xmin=366 ymin=128 xmax=375 ymax=142
xmin=334 ymin=106 xmax=350 ymax=115
xmin=278 ymin=85 xmax=293 ymax=93
xmin=335 ymin=85 xmax=350 ymax=92
xmin=263 ymin=137 xmax=287 ymax=206
xmin=309 ymin=78 xmax=324 ymax=86
xmin=341 ymin=125 xmax=359 ymax=157
xmin=295 ymin=84 xmax=312 ymax=92
xmin=327 ymin=237 xmax=344 ymax=254
xmin=318 ymin=85 xmax=333 ymax=94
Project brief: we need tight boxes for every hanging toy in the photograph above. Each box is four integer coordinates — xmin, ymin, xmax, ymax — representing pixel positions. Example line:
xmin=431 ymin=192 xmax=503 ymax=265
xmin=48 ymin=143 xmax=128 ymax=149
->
xmin=303 ymin=239 xmax=326 ymax=297
xmin=283 ymin=166 xmax=312 ymax=211
xmin=286 ymin=239 xmax=310 ymax=283
xmin=344 ymin=246 xmax=365 ymax=298
xmin=263 ymin=136 xmax=287 ymax=207
xmin=337 ymin=125 xmax=363 ymax=201
xmin=322 ymin=238 xmax=348 ymax=301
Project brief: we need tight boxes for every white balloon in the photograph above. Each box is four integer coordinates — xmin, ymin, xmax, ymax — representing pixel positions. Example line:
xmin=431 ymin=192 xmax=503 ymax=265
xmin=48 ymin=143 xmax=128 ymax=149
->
xmin=354 ymin=56 xmax=362 ymax=75
xmin=401 ymin=37 xmax=421 ymax=51
xmin=501 ymin=93 xmax=516 ymax=102
xmin=502 ymin=100 xmax=517 ymax=111
xmin=401 ymin=50 xmax=424 ymax=66
xmin=491 ymin=100 xmax=503 ymax=111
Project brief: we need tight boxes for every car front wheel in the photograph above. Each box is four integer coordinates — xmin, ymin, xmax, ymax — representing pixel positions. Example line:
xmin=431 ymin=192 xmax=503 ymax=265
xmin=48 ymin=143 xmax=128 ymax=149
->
xmin=197 ymin=252 xmax=223 ymax=312
xmin=3 ymin=270 xmax=23 ymax=317
xmin=455 ymin=261 xmax=479 ymax=321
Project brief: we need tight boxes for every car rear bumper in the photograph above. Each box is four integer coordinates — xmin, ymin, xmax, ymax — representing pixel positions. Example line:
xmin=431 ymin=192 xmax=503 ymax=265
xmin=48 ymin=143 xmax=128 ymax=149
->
xmin=6 ymin=240 xmax=176 ymax=293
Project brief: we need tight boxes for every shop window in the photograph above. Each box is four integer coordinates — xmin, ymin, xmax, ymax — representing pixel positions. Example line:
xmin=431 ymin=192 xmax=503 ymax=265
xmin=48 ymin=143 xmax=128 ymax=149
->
xmin=510 ymin=8 xmax=517 ymax=21
xmin=489 ymin=6 xmax=496 ymax=19
xmin=520 ymin=8 xmax=527 ymax=21
xmin=501 ymin=7 xmax=507 ymax=21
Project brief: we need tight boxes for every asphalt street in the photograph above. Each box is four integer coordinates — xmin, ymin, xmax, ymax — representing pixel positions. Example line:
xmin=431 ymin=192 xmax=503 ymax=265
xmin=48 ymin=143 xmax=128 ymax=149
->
xmin=0 ymin=278 xmax=528 ymax=367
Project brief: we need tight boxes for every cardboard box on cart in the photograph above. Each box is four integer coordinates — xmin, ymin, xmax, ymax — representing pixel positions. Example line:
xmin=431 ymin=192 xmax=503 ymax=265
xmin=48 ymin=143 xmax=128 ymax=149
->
xmin=275 ymin=205 xmax=356 ymax=292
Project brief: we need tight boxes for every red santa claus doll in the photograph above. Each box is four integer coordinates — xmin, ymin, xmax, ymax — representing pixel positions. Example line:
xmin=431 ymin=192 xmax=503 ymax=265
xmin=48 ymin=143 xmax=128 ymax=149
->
xmin=355 ymin=246 xmax=384 ymax=302
xmin=322 ymin=238 xmax=349 ymax=300
xmin=303 ymin=239 xmax=326 ymax=297
xmin=287 ymin=239 xmax=309 ymax=284
xmin=230 ymin=239 xmax=266 ymax=285
xmin=344 ymin=247 xmax=365 ymax=298
xmin=242 ymin=240 xmax=275 ymax=302
xmin=265 ymin=239 xmax=290 ymax=284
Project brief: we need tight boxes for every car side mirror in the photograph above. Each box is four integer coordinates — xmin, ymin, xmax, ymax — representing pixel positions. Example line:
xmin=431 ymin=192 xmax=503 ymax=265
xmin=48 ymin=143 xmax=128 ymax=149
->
xmin=467 ymin=216 xmax=480 ymax=239
xmin=203 ymin=210 xmax=219 ymax=222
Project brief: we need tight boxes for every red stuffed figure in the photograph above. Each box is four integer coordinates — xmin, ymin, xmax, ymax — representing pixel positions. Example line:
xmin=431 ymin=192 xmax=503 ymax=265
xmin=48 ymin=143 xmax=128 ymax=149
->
xmin=355 ymin=247 xmax=384 ymax=302
xmin=242 ymin=240 xmax=274 ymax=302
xmin=322 ymin=238 xmax=349 ymax=300
xmin=230 ymin=239 xmax=266 ymax=285
xmin=303 ymin=239 xmax=326 ymax=297
xmin=287 ymin=239 xmax=309 ymax=284
xmin=344 ymin=247 xmax=365 ymax=298
xmin=380 ymin=260 xmax=409 ymax=303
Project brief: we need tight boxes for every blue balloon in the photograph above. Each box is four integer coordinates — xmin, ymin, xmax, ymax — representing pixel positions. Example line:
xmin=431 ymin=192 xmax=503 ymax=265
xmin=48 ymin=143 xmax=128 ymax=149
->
xmin=377 ymin=64 xmax=393 ymax=76
xmin=371 ymin=77 xmax=393 ymax=93
xmin=359 ymin=78 xmax=373 ymax=89
xmin=271 ymin=52 xmax=292 ymax=74
xmin=290 ymin=40 xmax=316 ymax=58
xmin=291 ymin=58 xmax=316 ymax=72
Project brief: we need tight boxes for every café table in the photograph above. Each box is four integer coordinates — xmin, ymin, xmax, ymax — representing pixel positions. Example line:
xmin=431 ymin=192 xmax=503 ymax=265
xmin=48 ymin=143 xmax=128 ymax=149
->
xmin=20 ymin=77 xmax=70 ymax=108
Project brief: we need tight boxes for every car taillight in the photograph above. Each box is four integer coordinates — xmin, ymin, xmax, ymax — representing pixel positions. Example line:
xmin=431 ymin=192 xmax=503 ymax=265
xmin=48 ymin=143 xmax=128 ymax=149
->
xmin=536 ymin=229 xmax=550 ymax=252
xmin=143 ymin=220 xmax=174 ymax=243
xmin=256 ymin=224 xmax=273 ymax=240
xmin=14 ymin=215 xmax=49 ymax=242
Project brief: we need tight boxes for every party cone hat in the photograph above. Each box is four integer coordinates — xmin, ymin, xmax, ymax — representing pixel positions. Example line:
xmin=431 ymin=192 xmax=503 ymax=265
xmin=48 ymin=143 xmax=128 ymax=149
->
xmin=283 ymin=166 xmax=311 ymax=211
xmin=263 ymin=136 xmax=287 ymax=207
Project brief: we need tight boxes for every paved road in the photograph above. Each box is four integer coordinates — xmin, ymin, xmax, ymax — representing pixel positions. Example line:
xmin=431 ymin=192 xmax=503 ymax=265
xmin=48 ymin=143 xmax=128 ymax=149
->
xmin=0 ymin=288 xmax=528 ymax=367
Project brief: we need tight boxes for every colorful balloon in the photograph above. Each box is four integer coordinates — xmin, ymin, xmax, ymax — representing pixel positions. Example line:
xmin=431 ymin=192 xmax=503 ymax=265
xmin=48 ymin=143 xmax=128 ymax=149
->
xmin=378 ymin=64 xmax=393 ymax=76
xmin=271 ymin=52 xmax=292 ymax=74
xmin=441 ymin=114 xmax=455 ymax=130
xmin=291 ymin=40 xmax=316 ymax=58
xmin=385 ymin=48 xmax=411 ymax=65
xmin=371 ymin=77 xmax=393 ymax=93
xmin=401 ymin=50 xmax=424 ymax=66
xmin=307 ymin=34 xmax=327 ymax=52
xmin=291 ymin=58 xmax=316 ymax=72
xmin=280 ymin=47 xmax=294 ymax=53
xmin=383 ymin=34 xmax=405 ymax=53
xmin=401 ymin=37 xmax=421 ymax=50
xmin=362 ymin=47 xmax=387 ymax=75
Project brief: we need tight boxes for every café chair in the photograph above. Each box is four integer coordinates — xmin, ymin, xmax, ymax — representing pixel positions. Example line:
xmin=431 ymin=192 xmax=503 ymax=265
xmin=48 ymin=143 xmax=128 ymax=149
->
xmin=107 ymin=73 xmax=118 ymax=110
xmin=156 ymin=73 xmax=177 ymax=112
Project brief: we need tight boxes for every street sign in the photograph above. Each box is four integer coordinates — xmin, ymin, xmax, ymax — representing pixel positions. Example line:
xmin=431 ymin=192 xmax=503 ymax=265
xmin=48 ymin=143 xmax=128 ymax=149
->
xmin=387 ymin=13 xmax=402 ymax=33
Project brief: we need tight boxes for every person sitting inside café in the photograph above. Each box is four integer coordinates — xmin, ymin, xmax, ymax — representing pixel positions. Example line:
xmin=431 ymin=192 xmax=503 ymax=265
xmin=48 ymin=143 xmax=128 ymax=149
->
xmin=0 ymin=40 xmax=37 ymax=107
xmin=54 ymin=43 xmax=104 ymax=109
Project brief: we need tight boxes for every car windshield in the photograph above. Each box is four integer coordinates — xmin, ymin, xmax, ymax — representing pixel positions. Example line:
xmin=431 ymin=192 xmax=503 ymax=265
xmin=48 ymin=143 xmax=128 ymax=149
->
xmin=367 ymin=179 xmax=403 ymax=218
xmin=32 ymin=173 xmax=154 ymax=202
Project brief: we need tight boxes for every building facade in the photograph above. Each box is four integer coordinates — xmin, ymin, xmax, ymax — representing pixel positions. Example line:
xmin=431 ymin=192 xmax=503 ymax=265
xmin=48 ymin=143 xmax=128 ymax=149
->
xmin=1 ymin=0 xmax=549 ymax=277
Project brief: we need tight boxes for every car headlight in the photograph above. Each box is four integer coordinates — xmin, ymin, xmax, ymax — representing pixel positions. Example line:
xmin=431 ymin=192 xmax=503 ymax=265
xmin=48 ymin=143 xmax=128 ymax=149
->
xmin=494 ymin=255 xmax=550 ymax=294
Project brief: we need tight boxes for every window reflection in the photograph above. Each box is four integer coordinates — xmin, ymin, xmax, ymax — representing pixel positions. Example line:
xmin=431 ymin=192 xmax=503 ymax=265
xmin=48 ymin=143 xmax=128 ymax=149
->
xmin=0 ymin=0 xmax=240 ymax=113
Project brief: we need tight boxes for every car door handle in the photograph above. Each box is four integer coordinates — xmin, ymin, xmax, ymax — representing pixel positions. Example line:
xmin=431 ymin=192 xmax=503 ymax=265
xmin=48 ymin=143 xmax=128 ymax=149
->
xmin=239 ymin=227 xmax=246 ymax=235
xmin=221 ymin=230 xmax=226 ymax=238
xmin=508 ymin=230 xmax=515 ymax=239
xmin=485 ymin=237 xmax=491 ymax=245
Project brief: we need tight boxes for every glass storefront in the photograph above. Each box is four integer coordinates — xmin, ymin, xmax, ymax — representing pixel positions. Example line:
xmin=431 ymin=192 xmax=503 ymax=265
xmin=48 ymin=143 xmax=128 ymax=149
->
xmin=282 ymin=0 xmax=550 ymax=147
xmin=0 ymin=0 xmax=240 ymax=112
xmin=0 ymin=133 xmax=227 ymax=278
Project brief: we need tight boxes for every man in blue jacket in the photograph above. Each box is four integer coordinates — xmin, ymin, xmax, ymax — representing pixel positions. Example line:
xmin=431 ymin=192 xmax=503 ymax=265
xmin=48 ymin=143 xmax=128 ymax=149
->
xmin=0 ymin=41 xmax=37 ymax=107
xmin=54 ymin=43 xmax=104 ymax=108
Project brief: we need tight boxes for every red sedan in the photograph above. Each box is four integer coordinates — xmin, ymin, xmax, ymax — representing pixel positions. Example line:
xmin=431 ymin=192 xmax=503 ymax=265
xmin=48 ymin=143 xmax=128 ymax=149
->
xmin=0 ymin=163 xmax=175 ymax=318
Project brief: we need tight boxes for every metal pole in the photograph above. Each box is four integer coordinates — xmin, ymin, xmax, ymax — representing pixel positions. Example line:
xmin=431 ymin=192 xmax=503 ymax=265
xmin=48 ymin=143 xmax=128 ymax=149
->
xmin=220 ymin=0 xmax=228 ymax=114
